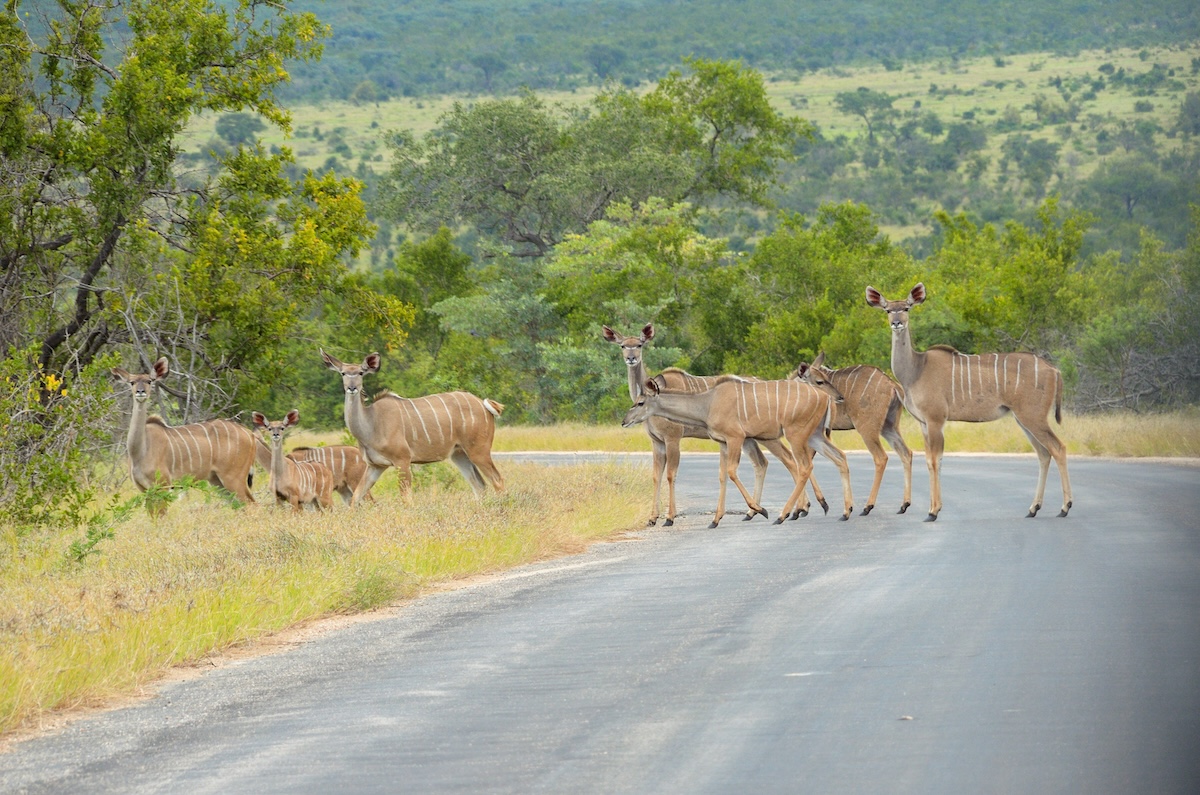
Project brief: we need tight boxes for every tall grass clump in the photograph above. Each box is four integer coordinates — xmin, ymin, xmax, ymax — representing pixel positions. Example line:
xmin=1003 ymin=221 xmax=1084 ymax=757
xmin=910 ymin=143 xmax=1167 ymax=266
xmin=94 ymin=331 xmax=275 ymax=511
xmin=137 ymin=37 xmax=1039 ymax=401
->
xmin=0 ymin=461 xmax=646 ymax=737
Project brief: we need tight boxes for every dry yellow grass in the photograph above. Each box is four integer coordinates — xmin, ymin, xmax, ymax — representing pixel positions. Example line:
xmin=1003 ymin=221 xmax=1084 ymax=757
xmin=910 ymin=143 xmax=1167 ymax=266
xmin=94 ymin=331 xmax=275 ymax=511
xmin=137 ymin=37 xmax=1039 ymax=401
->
xmin=0 ymin=461 xmax=646 ymax=737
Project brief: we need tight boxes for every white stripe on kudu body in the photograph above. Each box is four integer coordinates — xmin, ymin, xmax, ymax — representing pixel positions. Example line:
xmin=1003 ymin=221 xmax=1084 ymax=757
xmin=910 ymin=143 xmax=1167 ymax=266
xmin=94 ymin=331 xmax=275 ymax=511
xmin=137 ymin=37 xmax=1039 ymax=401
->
xmin=794 ymin=355 xmax=914 ymax=516
xmin=865 ymin=283 xmax=1072 ymax=521
xmin=111 ymin=357 xmax=257 ymax=515
xmin=622 ymin=376 xmax=855 ymax=527
xmin=253 ymin=411 xmax=334 ymax=512
xmin=603 ymin=323 xmax=826 ymax=527
xmin=321 ymin=351 xmax=505 ymax=505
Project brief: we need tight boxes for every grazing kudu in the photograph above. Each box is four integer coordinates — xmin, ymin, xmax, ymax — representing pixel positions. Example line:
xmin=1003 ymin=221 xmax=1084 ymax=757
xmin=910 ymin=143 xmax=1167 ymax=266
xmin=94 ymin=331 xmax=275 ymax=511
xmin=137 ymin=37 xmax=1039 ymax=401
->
xmin=320 ymin=350 xmax=505 ymax=505
xmin=865 ymin=283 xmax=1072 ymax=521
xmin=603 ymin=323 xmax=826 ymax=526
xmin=252 ymin=410 xmax=335 ymax=512
xmin=287 ymin=445 xmax=374 ymax=505
xmin=623 ymin=377 xmax=855 ymax=527
xmin=111 ymin=357 xmax=257 ymax=512
xmin=794 ymin=353 xmax=914 ymax=516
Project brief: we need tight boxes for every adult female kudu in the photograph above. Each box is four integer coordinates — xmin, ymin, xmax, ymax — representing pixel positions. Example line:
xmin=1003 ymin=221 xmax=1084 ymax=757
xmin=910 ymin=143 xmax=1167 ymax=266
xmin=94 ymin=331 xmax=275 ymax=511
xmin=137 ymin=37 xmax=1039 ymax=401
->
xmin=794 ymin=353 xmax=914 ymax=516
xmin=111 ymin=357 xmax=257 ymax=512
xmin=603 ymin=323 xmax=828 ymax=526
xmin=865 ymin=283 xmax=1072 ymax=521
xmin=320 ymin=350 xmax=505 ymax=505
xmin=252 ymin=410 xmax=335 ymax=512
xmin=622 ymin=377 xmax=855 ymax=527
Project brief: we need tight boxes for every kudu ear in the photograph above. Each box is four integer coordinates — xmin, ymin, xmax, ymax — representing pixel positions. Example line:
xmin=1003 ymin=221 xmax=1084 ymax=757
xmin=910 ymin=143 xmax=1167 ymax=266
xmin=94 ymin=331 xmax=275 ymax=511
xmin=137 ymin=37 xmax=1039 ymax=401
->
xmin=151 ymin=357 xmax=170 ymax=380
xmin=252 ymin=412 xmax=268 ymax=428
xmin=363 ymin=353 xmax=382 ymax=374
xmin=865 ymin=286 xmax=887 ymax=309
xmin=796 ymin=363 xmax=810 ymax=379
xmin=601 ymin=325 xmax=618 ymax=343
xmin=285 ymin=409 xmax=300 ymax=427
xmin=320 ymin=349 xmax=344 ymax=372
xmin=812 ymin=351 xmax=826 ymax=368
xmin=644 ymin=379 xmax=661 ymax=396
xmin=640 ymin=323 xmax=654 ymax=343
xmin=908 ymin=283 xmax=926 ymax=306
xmin=110 ymin=367 xmax=132 ymax=382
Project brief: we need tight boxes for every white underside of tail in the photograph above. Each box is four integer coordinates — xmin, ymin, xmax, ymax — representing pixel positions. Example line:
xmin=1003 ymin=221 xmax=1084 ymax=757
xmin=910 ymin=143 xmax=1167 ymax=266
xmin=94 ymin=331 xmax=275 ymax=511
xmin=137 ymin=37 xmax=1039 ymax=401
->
xmin=482 ymin=399 xmax=502 ymax=417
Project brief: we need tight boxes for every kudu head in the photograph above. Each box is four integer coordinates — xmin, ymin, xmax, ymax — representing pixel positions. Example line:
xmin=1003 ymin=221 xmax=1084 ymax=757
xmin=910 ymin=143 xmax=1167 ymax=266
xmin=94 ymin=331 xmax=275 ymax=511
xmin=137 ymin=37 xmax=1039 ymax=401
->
xmin=793 ymin=354 xmax=845 ymax=404
xmin=111 ymin=357 xmax=170 ymax=404
xmin=602 ymin=323 xmax=654 ymax=369
xmin=621 ymin=378 xmax=664 ymax=428
xmin=865 ymin=283 xmax=926 ymax=332
xmin=252 ymin=409 xmax=300 ymax=450
xmin=321 ymin=349 xmax=381 ymax=397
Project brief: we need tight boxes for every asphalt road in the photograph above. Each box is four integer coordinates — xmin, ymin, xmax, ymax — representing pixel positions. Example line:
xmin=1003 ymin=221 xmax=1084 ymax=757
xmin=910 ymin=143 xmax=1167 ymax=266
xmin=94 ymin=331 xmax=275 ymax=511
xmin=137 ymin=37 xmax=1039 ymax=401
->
xmin=2 ymin=453 xmax=1199 ymax=794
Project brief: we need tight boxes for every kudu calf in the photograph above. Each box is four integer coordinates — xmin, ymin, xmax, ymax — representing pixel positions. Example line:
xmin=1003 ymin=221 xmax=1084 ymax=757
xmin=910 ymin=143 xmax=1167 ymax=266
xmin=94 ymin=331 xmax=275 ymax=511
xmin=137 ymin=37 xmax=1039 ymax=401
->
xmin=321 ymin=351 xmax=505 ymax=504
xmin=623 ymin=377 xmax=855 ymax=527
xmin=253 ymin=410 xmax=335 ymax=512
xmin=865 ymin=283 xmax=1072 ymax=521
xmin=794 ymin=353 xmax=914 ymax=516
xmin=287 ymin=445 xmax=374 ymax=505
xmin=111 ymin=357 xmax=257 ymax=513
xmin=604 ymin=323 xmax=827 ymax=526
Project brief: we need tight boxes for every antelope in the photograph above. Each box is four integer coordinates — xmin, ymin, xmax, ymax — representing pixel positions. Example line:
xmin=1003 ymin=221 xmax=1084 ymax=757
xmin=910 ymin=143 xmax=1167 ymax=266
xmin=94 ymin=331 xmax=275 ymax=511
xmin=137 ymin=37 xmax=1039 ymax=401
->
xmin=794 ymin=353 xmax=914 ymax=516
xmin=111 ymin=357 xmax=257 ymax=512
xmin=321 ymin=350 xmax=505 ymax=505
xmin=252 ymin=410 xmax=335 ymax=512
xmin=287 ymin=445 xmax=374 ymax=505
xmin=865 ymin=283 xmax=1073 ymax=521
xmin=604 ymin=323 xmax=828 ymax=527
xmin=622 ymin=377 xmax=855 ymax=527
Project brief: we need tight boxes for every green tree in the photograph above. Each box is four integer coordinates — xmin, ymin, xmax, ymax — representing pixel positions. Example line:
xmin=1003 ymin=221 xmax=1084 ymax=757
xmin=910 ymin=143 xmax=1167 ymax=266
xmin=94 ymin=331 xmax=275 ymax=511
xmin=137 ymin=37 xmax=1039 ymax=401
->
xmin=215 ymin=112 xmax=267 ymax=146
xmin=833 ymin=87 xmax=897 ymax=144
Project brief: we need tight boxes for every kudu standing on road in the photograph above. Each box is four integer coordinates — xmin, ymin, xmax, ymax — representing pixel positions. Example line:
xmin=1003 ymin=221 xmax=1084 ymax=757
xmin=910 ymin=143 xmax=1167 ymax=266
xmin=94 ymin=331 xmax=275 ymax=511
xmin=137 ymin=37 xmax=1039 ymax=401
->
xmin=252 ymin=410 xmax=335 ymax=512
xmin=865 ymin=283 xmax=1072 ymax=521
xmin=111 ymin=357 xmax=257 ymax=512
xmin=604 ymin=324 xmax=827 ymax=526
xmin=321 ymin=351 xmax=505 ymax=505
xmin=287 ymin=445 xmax=374 ymax=505
xmin=622 ymin=377 xmax=855 ymax=526
xmin=794 ymin=353 xmax=914 ymax=516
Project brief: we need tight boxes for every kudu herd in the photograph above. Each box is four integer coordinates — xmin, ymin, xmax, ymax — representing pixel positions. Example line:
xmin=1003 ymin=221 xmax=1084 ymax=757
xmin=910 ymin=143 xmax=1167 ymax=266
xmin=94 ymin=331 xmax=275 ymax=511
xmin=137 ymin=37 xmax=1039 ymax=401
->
xmin=109 ymin=282 xmax=1072 ymax=524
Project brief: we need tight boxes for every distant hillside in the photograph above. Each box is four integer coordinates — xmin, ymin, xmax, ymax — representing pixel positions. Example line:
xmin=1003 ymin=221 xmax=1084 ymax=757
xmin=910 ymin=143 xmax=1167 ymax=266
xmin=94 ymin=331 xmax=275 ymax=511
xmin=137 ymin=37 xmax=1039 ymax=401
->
xmin=282 ymin=0 xmax=1200 ymax=100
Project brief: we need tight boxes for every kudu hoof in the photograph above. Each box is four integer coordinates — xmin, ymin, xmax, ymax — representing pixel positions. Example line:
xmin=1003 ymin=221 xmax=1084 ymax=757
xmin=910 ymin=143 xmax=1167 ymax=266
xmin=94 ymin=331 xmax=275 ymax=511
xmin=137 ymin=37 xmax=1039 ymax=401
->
xmin=840 ymin=513 xmax=850 ymax=522
xmin=898 ymin=502 xmax=910 ymax=514
xmin=794 ymin=508 xmax=808 ymax=519
xmin=663 ymin=518 xmax=674 ymax=527
xmin=923 ymin=513 xmax=938 ymax=523
xmin=860 ymin=504 xmax=874 ymax=516
xmin=707 ymin=521 xmax=720 ymax=529
xmin=646 ymin=518 xmax=658 ymax=527
xmin=1057 ymin=501 xmax=1072 ymax=518
xmin=818 ymin=499 xmax=829 ymax=515
xmin=773 ymin=516 xmax=785 ymax=525
xmin=1026 ymin=503 xmax=1041 ymax=518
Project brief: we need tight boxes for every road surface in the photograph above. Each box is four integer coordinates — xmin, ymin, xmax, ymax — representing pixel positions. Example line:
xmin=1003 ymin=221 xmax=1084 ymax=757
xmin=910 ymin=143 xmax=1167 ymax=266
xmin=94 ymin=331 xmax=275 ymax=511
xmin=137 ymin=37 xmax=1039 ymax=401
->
xmin=1 ymin=453 xmax=1198 ymax=794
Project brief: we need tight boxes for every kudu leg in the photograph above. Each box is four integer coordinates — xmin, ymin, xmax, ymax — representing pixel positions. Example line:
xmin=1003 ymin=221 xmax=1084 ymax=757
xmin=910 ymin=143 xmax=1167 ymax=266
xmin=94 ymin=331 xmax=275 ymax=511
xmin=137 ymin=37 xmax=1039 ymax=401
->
xmin=857 ymin=429 xmax=890 ymax=517
xmin=716 ymin=439 xmax=761 ymax=528
xmin=921 ymin=421 xmax=946 ymax=521
xmin=881 ymin=421 xmax=913 ymax=514
xmin=775 ymin=443 xmax=815 ymax=524
xmin=351 ymin=463 xmax=387 ymax=507
xmin=807 ymin=430 xmax=854 ymax=521
xmin=742 ymin=440 xmax=771 ymax=521
xmin=1014 ymin=417 xmax=1073 ymax=518
xmin=760 ymin=439 xmax=810 ymax=519
xmin=646 ymin=431 xmax=668 ymax=526
xmin=449 ymin=449 xmax=488 ymax=496
xmin=663 ymin=437 xmax=681 ymax=527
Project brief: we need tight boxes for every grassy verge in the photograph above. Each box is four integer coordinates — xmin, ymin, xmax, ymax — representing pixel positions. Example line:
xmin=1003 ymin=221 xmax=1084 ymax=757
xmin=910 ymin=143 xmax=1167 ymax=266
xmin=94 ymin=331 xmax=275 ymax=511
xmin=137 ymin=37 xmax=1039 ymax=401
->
xmin=0 ymin=461 xmax=646 ymax=737
xmin=489 ymin=409 xmax=1200 ymax=458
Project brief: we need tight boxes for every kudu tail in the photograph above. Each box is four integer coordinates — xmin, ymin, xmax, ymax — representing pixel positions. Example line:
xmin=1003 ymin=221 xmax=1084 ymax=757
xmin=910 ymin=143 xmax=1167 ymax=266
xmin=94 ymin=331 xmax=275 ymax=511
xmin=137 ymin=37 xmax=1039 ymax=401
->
xmin=1054 ymin=369 xmax=1063 ymax=425
xmin=482 ymin=398 xmax=505 ymax=418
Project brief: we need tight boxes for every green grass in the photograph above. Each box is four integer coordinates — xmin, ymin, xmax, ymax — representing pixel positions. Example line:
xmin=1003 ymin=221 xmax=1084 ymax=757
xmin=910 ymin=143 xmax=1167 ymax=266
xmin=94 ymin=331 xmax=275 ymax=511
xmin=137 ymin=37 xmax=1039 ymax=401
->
xmin=0 ymin=461 xmax=646 ymax=737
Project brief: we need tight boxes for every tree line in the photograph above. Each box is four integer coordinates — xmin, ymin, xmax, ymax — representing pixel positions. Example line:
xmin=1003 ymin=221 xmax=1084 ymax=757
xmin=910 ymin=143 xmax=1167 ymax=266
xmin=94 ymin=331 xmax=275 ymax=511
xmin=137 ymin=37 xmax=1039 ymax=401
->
xmin=1 ymin=1 xmax=1197 ymax=531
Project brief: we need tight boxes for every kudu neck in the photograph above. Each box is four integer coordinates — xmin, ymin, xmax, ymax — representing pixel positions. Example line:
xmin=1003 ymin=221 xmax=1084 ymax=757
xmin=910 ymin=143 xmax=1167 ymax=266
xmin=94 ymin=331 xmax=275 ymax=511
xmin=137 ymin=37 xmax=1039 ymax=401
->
xmin=627 ymin=360 xmax=648 ymax=403
xmin=891 ymin=325 xmax=923 ymax=385
xmin=126 ymin=396 xmax=151 ymax=458
xmin=647 ymin=388 xmax=714 ymax=427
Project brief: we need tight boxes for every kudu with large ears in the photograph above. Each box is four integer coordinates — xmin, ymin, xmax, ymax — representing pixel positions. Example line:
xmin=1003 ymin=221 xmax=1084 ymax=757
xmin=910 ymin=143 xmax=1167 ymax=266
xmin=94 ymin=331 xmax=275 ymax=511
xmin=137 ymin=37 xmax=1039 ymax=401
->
xmin=794 ymin=353 xmax=913 ymax=516
xmin=252 ymin=410 xmax=335 ymax=512
xmin=623 ymin=376 xmax=855 ymax=527
xmin=865 ymin=283 xmax=1072 ymax=521
xmin=110 ymin=357 xmax=258 ymax=513
xmin=603 ymin=323 xmax=827 ymax=526
xmin=320 ymin=350 xmax=505 ymax=505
